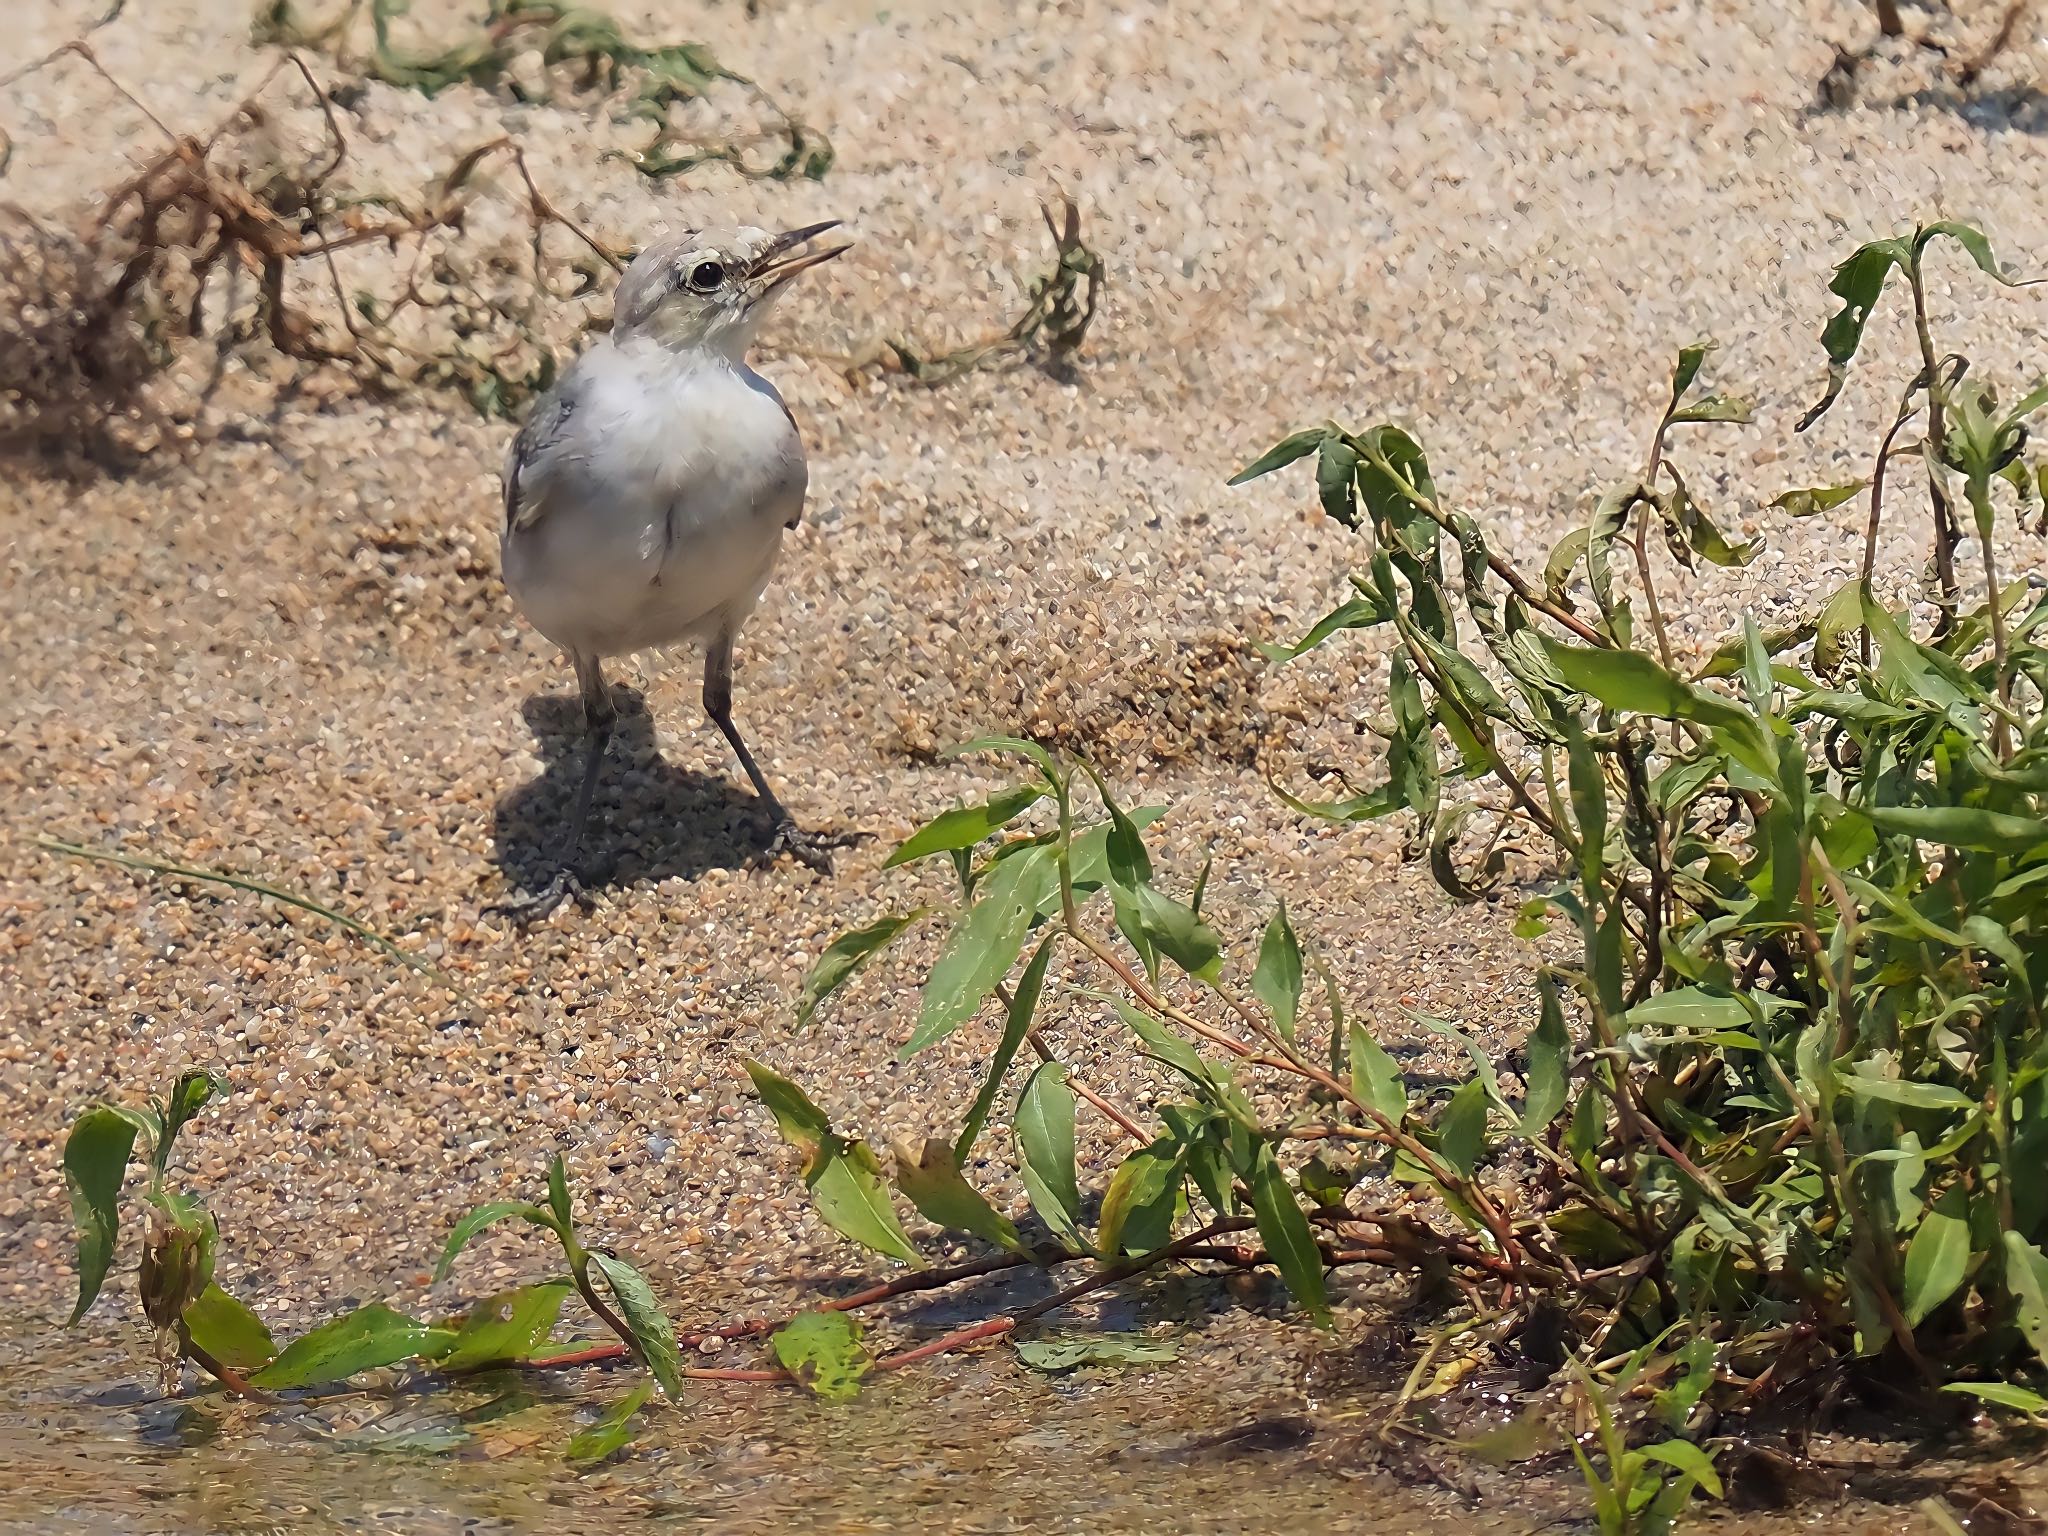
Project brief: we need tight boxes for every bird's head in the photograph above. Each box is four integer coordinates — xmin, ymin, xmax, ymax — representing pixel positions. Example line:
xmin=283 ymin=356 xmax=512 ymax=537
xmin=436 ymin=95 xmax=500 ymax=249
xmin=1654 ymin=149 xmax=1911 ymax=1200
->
xmin=611 ymin=221 xmax=849 ymax=358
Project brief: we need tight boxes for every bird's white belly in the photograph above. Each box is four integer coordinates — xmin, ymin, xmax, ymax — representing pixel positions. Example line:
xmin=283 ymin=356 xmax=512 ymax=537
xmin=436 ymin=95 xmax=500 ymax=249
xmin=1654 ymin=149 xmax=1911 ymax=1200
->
xmin=502 ymin=357 xmax=801 ymax=657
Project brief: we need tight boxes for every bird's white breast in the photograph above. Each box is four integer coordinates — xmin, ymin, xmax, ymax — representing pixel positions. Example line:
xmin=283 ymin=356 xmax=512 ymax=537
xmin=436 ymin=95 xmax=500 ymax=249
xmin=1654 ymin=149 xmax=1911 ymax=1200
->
xmin=502 ymin=338 xmax=806 ymax=657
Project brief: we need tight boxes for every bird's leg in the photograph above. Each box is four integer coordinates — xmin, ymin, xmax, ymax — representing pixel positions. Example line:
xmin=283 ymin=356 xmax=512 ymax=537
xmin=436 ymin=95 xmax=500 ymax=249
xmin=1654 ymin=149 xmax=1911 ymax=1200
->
xmin=488 ymin=651 xmax=614 ymax=920
xmin=703 ymin=628 xmax=855 ymax=874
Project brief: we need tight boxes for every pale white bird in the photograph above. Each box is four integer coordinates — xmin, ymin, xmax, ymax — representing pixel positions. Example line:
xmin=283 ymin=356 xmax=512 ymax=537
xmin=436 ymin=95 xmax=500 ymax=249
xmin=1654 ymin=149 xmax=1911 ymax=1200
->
xmin=493 ymin=220 xmax=853 ymax=918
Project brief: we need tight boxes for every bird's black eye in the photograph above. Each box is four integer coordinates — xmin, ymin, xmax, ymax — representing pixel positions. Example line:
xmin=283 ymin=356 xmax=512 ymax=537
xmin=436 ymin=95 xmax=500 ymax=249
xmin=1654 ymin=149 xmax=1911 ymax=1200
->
xmin=687 ymin=259 xmax=727 ymax=293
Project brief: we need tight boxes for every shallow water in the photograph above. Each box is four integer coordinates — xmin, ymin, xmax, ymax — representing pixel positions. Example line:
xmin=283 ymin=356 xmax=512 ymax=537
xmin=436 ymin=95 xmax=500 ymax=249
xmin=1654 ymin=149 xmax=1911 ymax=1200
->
xmin=0 ymin=1313 xmax=1490 ymax=1536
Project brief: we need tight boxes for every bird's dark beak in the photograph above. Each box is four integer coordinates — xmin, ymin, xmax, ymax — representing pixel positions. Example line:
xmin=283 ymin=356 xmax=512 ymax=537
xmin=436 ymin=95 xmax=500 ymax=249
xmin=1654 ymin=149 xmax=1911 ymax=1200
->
xmin=749 ymin=220 xmax=851 ymax=294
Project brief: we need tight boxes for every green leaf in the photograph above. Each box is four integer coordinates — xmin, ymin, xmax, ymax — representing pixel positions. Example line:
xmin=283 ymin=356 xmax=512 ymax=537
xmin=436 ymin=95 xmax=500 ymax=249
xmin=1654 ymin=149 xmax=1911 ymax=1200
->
xmin=63 ymin=1107 xmax=138 ymax=1324
xmin=905 ymin=843 xmax=1054 ymax=1055
xmin=1669 ymin=341 xmax=1711 ymax=408
xmin=1943 ymin=1381 xmax=2048 ymax=1415
xmin=1903 ymin=1185 xmax=1971 ymax=1327
xmin=546 ymin=1156 xmax=574 ymax=1233
xmin=769 ymin=1310 xmax=871 ymax=1402
xmin=1522 ymin=976 xmax=1570 ymax=1135
xmin=1015 ymin=1061 xmax=1083 ymax=1247
xmin=1917 ymin=219 xmax=2020 ymax=285
xmin=943 ymin=735 xmax=1061 ymax=787
xmin=1228 ymin=426 xmax=1330 ymax=484
xmin=1542 ymin=640 xmax=1772 ymax=777
xmin=1769 ymin=481 xmax=1866 ymax=518
xmin=1836 ymin=1073 xmax=1976 ymax=1112
xmin=2003 ymin=1231 xmax=2048 ymax=1366
xmin=1669 ymin=395 xmax=1753 ymax=425
xmin=1867 ymin=805 xmax=2048 ymax=857
xmin=808 ymin=1134 xmax=923 ymax=1265
xmin=1435 ymin=1077 xmax=1489 ymax=1179
xmin=438 ymin=1283 xmax=571 ymax=1371
xmin=796 ymin=909 xmax=930 ymax=1028
xmin=1013 ymin=1333 xmax=1179 ymax=1372
xmin=1349 ymin=1024 xmax=1407 ymax=1125
xmin=954 ymin=934 xmax=1054 ymax=1161
xmin=1636 ymin=1438 xmax=1724 ymax=1500
xmin=885 ymin=785 xmax=1047 ymax=867
xmin=182 ymin=1283 xmax=276 ymax=1371
xmin=1247 ymin=1142 xmax=1330 ymax=1327
xmin=1131 ymin=883 xmax=1224 ymax=984
xmin=566 ymin=1381 xmax=654 ymax=1464
xmin=1315 ymin=435 xmax=1362 ymax=527
xmin=892 ymin=1138 xmax=1025 ymax=1252
xmin=1251 ymin=903 xmax=1303 ymax=1040
xmin=587 ymin=1252 xmax=685 ymax=1399
xmin=1097 ymin=1141 xmax=1185 ymax=1257
xmin=1623 ymin=987 xmax=1778 ymax=1032
xmin=1664 ymin=465 xmax=1759 ymax=567
xmin=433 ymin=1201 xmax=558 ymax=1283
xmin=250 ymin=1303 xmax=456 ymax=1389
xmin=1799 ymin=238 xmax=1908 ymax=430
xmin=1543 ymin=527 xmax=1591 ymax=600
xmin=1258 ymin=592 xmax=1391 ymax=663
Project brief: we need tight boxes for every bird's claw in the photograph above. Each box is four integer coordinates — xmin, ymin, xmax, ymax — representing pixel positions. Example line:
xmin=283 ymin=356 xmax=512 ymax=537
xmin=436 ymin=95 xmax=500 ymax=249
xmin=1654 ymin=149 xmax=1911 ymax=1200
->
xmin=761 ymin=818 xmax=865 ymax=875
xmin=484 ymin=866 xmax=596 ymax=923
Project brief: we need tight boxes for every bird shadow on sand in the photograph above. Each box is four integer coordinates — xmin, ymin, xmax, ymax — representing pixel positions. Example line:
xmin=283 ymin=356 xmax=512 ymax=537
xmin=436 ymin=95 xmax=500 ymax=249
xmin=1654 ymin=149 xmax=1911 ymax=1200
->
xmin=492 ymin=685 xmax=771 ymax=896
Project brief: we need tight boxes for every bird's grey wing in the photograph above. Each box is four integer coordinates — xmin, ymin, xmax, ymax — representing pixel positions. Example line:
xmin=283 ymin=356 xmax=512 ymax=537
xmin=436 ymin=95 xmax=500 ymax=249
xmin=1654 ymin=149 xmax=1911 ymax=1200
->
xmin=773 ymin=396 xmax=807 ymax=531
xmin=502 ymin=375 xmax=583 ymax=533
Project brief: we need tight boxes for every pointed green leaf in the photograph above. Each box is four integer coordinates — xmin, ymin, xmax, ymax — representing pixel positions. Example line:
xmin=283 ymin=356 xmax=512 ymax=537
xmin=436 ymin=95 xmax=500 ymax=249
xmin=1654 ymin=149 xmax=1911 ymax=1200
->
xmin=1013 ymin=1333 xmax=1179 ymax=1372
xmin=744 ymin=1060 xmax=835 ymax=1154
xmin=156 ymin=1070 xmax=225 ymax=1172
xmin=1132 ymin=883 xmax=1224 ymax=984
xmin=587 ymin=1252 xmax=685 ymax=1399
xmin=808 ymin=1134 xmax=922 ymax=1265
xmin=546 ymin=1156 xmax=573 ymax=1233
xmin=1349 ymin=1024 xmax=1406 ymax=1125
xmin=954 ymin=934 xmax=1055 ymax=1161
xmin=566 ymin=1381 xmax=654 ymax=1464
xmin=433 ymin=1202 xmax=559 ymax=1283
xmin=796 ymin=909 xmax=931 ymax=1028
xmin=64 ymin=1107 xmax=138 ymax=1324
xmin=885 ymin=786 xmax=1047 ymax=867
xmin=1228 ymin=426 xmax=1329 ymax=484
xmin=438 ymin=1282 xmax=572 ymax=1371
xmin=182 ymin=1283 xmax=276 ymax=1371
xmin=1903 ymin=1186 xmax=1971 ymax=1327
xmin=1435 ymin=1077 xmax=1489 ymax=1179
xmin=1943 ymin=1381 xmax=2048 ymax=1415
xmin=1522 ymin=976 xmax=1570 ymax=1135
xmin=1252 ymin=903 xmax=1303 ymax=1040
xmin=249 ymin=1303 xmax=456 ymax=1389
xmin=2003 ymin=1232 xmax=2048 ymax=1366
xmin=1015 ymin=1062 xmax=1083 ymax=1247
xmin=1770 ymin=481 xmax=1866 ymax=518
xmin=1257 ymin=593 xmax=1391 ymax=663
xmin=769 ymin=1310 xmax=871 ymax=1402
xmin=905 ymin=844 xmax=1053 ymax=1055
xmin=1247 ymin=1142 xmax=1330 ymax=1327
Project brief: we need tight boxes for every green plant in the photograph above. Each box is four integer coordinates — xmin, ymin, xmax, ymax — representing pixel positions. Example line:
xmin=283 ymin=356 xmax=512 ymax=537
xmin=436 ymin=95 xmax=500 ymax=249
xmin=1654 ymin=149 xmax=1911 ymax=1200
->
xmin=254 ymin=0 xmax=831 ymax=182
xmin=763 ymin=218 xmax=2048 ymax=1525
xmin=1564 ymin=1358 xmax=1723 ymax=1536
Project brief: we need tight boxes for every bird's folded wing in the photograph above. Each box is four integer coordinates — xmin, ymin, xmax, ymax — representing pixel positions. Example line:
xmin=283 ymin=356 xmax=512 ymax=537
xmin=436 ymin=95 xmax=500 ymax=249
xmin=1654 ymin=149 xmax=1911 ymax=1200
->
xmin=502 ymin=383 xmax=582 ymax=533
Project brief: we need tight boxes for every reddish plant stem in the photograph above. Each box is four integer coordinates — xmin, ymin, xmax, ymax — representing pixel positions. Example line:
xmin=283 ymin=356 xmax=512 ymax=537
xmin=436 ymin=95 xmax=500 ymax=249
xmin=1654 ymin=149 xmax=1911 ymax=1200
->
xmin=524 ymin=1247 xmax=1055 ymax=1370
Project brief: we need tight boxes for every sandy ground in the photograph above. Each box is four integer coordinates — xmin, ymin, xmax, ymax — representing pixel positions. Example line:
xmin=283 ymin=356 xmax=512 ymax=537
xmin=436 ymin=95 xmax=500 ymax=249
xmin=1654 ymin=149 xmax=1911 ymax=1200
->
xmin=5 ymin=0 xmax=2048 ymax=1341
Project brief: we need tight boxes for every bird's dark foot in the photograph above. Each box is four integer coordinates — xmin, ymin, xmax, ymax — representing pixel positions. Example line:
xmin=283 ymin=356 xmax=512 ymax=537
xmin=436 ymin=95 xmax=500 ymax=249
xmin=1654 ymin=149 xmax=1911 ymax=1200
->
xmin=761 ymin=818 xmax=866 ymax=875
xmin=484 ymin=866 xmax=596 ymax=923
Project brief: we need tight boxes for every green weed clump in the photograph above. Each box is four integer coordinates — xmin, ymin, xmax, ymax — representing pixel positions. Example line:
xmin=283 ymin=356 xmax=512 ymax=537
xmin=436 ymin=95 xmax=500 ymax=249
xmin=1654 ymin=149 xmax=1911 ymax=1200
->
xmin=254 ymin=0 xmax=832 ymax=182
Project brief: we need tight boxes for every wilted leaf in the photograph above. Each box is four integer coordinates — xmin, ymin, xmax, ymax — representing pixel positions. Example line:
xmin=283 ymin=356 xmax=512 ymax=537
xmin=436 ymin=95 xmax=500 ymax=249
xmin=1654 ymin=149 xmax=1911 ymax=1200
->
xmin=892 ymin=1139 xmax=1025 ymax=1252
xmin=566 ymin=1381 xmax=654 ymax=1464
xmin=1770 ymin=481 xmax=1865 ymax=518
xmin=182 ymin=1283 xmax=276 ymax=1371
xmin=1800 ymin=238 xmax=1909 ymax=430
xmin=769 ymin=1310 xmax=871 ymax=1401
xmin=1097 ymin=1140 xmax=1184 ymax=1256
xmin=64 ymin=1107 xmax=138 ymax=1324
xmin=587 ymin=1253 xmax=685 ymax=1399
xmin=796 ymin=909 xmax=930 ymax=1028
xmin=250 ymin=1304 xmax=456 ymax=1389
xmin=1013 ymin=1333 xmax=1179 ymax=1372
